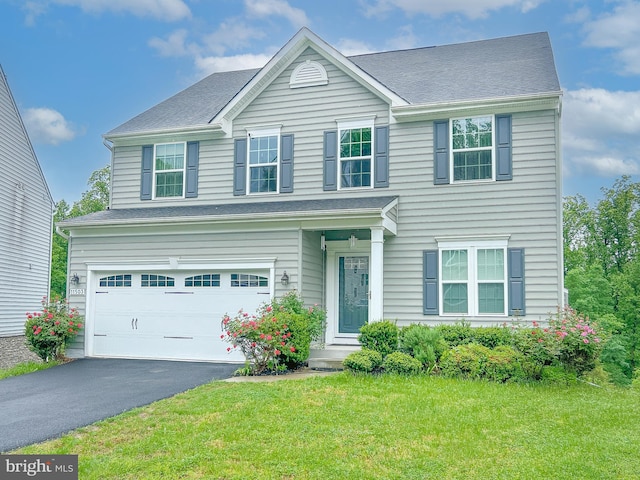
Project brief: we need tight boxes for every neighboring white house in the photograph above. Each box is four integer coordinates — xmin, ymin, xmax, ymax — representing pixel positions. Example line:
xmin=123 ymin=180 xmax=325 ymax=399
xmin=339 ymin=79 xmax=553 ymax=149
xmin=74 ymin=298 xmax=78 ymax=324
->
xmin=60 ymin=29 xmax=563 ymax=363
xmin=0 ymin=65 xmax=54 ymax=336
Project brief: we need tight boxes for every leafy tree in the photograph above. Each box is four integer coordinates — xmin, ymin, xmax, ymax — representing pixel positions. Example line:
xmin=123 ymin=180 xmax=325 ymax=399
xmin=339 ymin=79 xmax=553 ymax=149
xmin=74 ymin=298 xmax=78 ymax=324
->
xmin=50 ymin=165 xmax=110 ymax=297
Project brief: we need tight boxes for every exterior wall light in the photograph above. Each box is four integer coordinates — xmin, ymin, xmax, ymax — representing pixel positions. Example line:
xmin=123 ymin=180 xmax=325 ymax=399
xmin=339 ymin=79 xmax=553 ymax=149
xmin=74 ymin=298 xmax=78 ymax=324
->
xmin=281 ymin=271 xmax=289 ymax=286
xmin=70 ymin=273 xmax=80 ymax=285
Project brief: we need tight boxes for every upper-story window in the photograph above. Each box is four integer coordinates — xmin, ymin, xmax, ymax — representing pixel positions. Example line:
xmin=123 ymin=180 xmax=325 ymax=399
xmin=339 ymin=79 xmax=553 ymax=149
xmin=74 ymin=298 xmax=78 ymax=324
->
xmin=451 ymin=116 xmax=493 ymax=182
xmin=337 ymin=120 xmax=373 ymax=189
xmin=248 ymin=128 xmax=280 ymax=194
xmin=433 ymin=114 xmax=512 ymax=185
xmin=154 ymin=143 xmax=185 ymax=198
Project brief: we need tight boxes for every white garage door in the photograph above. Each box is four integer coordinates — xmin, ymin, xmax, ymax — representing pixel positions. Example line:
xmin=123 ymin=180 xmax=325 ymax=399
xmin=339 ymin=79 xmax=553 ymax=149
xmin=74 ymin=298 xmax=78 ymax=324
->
xmin=90 ymin=271 xmax=271 ymax=362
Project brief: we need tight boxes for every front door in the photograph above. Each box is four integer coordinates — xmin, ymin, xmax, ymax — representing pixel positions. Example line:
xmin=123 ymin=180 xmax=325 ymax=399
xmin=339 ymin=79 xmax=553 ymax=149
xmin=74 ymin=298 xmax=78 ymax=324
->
xmin=338 ymin=255 xmax=369 ymax=334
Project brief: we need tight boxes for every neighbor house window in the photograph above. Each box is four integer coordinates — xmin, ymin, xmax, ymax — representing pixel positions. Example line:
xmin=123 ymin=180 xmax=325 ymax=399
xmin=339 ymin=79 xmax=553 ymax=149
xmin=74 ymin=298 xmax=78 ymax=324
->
xmin=451 ymin=116 xmax=493 ymax=182
xmin=440 ymin=240 xmax=507 ymax=316
xmin=154 ymin=143 xmax=186 ymax=198
xmin=248 ymin=128 xmax=280 ymax=193
xmin=338 ymin=120 xmax=373 ymax=188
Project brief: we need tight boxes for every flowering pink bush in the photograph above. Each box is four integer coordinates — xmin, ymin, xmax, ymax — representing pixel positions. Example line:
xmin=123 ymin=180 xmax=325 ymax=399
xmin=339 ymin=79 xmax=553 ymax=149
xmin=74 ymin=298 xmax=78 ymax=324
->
xmin=25 ymin=297 xmax=83 ymax=362
xmin=221 ymin=291 xmax=325 ymax=375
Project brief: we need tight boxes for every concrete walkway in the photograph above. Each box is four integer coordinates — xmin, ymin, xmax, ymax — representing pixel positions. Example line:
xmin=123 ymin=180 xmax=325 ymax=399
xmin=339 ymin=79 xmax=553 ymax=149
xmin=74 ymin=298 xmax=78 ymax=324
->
xmin=0 ymin=358 xmax=237 ymax=452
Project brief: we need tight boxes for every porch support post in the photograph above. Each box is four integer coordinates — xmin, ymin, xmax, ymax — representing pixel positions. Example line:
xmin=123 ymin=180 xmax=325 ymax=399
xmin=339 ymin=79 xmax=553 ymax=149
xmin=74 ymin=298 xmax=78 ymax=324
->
xmin=370 ymin=226 xmax=384 ymax=322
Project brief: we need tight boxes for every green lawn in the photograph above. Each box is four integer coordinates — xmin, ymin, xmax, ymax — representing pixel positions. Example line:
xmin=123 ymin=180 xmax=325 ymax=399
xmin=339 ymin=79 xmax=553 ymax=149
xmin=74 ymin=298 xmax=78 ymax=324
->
xmin=16 ymin=374 xmax=640 ymax=479
xmin=0 ymin=360 xmax=59 ymax=380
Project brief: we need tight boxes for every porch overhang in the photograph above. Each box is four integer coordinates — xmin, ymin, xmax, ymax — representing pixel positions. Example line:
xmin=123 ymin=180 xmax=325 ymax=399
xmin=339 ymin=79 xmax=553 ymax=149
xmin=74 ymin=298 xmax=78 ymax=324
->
xmin=58 ymin=196 xmax=399 ymax=237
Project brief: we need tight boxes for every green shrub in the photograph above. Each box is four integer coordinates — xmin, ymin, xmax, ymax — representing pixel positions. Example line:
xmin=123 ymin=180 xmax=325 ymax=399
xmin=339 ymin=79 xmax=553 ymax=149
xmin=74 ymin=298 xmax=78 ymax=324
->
xmin=25 ymin=297 xmax=83 ymax=362
xmin=382 ymin=351 xmax=423 ymax=375
xmin=484 ymin=346 xmax=525 ymax=382
xmin=436 ymin=323 xmax=473 ymax=347
xmin=399 ymin=325 xmax=448 ymax=372
xmin=471 ymin=326 xmax=513 ymax=348
xmin=358 ymin=320 xmax=398 ymax=357
xmin=343 ymin=349 xmax=383 ymax=373
xmin=440 ymin=343 xmax=491 ymax=379
xmin=440 ymin=343 xmax=526 ymax=382
xmin=540 ymin=365 xmax=577 ymax=385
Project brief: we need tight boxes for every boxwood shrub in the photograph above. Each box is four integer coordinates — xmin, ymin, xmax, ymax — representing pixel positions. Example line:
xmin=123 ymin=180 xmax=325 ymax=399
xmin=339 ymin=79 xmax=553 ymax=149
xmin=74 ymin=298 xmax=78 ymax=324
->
xmin=343 ymin=349 xmax=383 ymax=373
xmin=358 ymin=320 xmax=398 ymax=357
xmin=382 ymin=351 xmax=423 ymax=375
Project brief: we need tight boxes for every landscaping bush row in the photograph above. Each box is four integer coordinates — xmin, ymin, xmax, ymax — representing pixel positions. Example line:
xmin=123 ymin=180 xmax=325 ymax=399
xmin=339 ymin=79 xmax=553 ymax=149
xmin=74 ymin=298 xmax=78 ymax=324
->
xmin=343 ymin=307 xmax=614 ymax=384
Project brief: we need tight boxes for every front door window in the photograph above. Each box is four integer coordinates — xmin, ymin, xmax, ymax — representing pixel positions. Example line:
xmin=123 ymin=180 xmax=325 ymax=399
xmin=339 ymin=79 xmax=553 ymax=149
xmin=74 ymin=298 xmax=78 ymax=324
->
xmin=338 ymin=256 xmax=369 ymax=333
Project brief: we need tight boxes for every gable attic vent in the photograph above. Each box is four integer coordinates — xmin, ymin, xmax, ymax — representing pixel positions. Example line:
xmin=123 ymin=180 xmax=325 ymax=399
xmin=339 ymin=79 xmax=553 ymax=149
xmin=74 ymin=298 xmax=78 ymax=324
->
xmin=289 ymin=60 xmax=328 ymax=88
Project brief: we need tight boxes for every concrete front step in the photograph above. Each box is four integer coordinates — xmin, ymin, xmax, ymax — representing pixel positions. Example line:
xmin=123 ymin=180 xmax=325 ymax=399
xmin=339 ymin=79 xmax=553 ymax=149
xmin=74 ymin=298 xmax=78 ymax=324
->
xmin=308 ymin=345 xmax=360 ymax=370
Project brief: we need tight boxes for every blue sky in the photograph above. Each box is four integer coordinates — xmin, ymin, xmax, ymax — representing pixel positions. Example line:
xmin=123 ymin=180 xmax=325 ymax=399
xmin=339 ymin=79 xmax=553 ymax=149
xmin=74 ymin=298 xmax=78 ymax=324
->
xmin=1 ymin=0 xmax=639 ymax=205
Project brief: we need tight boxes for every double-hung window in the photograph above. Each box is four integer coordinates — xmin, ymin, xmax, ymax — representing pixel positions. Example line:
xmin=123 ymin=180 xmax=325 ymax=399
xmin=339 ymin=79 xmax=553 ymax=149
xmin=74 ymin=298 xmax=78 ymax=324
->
xmin=338 ymin=120 xmax=373 ymax=188
xmin=154 ymin=142 xmax=186 ymax=198
xmin=248 ymin=128 xmax=280 ymax=194
xmin=451 ymin=116 xmax=493 ymax=182
xmin=440 ymin=240 xmax=507 ymax=316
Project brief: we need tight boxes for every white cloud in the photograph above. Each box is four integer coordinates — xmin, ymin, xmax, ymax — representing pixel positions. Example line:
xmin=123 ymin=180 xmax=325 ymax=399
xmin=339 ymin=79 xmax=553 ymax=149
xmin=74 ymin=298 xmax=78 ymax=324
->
xmin=201 ymin=21 xmax=267 ymax=56
xmin=336 ymin=39 xmax=376 ymax=57
xmin=26 ymin=0 xmax=190 ymax=22
xmin=195 ymin=53 xmax=272 ymax=76
xmin=563 ymin=88 xmax=640 ymax=177
xmin=582 ymin=1 xmax=640 ymax=75
xmin=386 ymin=25 xmax=420 ymax=50
xmin=244 ymin=0 xmax=308 ymax=28
xmin=361 ymin=0 xmax=544 ymax=19
xmin=23 ymin=108 xmax=78 ymax=145
xmin=148 ymin=29 xmax=194 ymax=57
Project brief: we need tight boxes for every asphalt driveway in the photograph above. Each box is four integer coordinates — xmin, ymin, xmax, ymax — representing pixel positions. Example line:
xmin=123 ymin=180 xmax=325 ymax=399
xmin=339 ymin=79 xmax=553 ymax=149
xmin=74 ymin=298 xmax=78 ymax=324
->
xmin=0 ymin=358 xmax=237 ymax=452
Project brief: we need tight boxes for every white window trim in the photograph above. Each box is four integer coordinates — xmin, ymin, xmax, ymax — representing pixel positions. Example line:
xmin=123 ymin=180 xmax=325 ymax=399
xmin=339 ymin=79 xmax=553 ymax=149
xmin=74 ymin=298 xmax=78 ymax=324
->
xmin=246 ymin=127 xmax=281 ymax=195
xmin=152 ymin=142 xmax=186 ymax=199
xmin=450 ymin=114 xmax=495 ymax=184
xmin=336 ymin=118 xmax=374 ymax=190
xmin=438 ymin=238 xmax=508 ymax=317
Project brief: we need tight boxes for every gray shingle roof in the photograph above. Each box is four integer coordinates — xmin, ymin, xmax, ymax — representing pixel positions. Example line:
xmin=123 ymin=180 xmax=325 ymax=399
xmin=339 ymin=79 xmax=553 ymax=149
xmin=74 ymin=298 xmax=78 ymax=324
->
xmin=106 ymin=32 xmax=560 ymax=137
xmin=59 ymin=196 xmax=398 ymax=227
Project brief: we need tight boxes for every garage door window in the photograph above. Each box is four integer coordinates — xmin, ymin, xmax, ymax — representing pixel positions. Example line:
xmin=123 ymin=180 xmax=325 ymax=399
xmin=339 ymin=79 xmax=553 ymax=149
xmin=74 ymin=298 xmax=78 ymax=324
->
xmin=231 ymin=274 xmax=268 ymax=287
xmin=141 ymin=274 xmax=175 ymax=287
xmin=185 ymin=274 xmax=221 ymax=287
xmin=99 ymin=274 xmax=132 ymax=287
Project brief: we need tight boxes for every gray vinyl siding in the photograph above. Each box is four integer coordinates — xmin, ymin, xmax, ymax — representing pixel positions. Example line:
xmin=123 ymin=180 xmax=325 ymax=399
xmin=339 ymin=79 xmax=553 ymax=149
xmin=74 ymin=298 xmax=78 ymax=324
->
xmin=103 ymin=49 xmax=561 ymax=326
xmin=65 ymin=228 xmax=300 ymax=356
xmin=0 ymin=69 xmax=53 ymax=336
xmin=300 ymin=230 xmax=323 ymax=307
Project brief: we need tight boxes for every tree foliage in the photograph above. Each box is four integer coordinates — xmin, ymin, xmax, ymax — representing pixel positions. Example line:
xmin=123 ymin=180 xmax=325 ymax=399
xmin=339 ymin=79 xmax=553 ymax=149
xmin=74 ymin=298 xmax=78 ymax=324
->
xmin=50 ymin=165 xmax=110 ymax=297
xmin=563 ymin=176 xmax=640 ymax=383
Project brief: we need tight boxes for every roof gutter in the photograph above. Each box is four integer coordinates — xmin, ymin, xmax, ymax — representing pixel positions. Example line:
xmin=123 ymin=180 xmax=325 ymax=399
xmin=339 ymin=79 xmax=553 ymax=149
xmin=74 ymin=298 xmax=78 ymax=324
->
xmin=391 ymin=91 xmax=563 ymax=122
xmin=103 ymin=123 xmax=226 ymax=144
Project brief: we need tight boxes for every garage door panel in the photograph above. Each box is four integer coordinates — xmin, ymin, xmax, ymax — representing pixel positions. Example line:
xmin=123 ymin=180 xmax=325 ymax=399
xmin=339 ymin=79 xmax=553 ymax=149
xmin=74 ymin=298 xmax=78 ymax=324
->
xmin=90 ymin=270 xmax=271 ymax=362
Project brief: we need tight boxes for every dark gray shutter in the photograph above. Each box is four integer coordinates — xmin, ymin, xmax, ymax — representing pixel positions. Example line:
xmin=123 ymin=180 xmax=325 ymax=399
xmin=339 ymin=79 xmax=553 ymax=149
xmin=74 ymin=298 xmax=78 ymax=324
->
xmin=280 ymin=134 xmax=294 ymax=193
xmin=374 ymin=125 xmax=389 ymax=188
xmin=433 ymin=120 xmax=449 ymax=185
xmin=495 ymin=114 xmax=512 ymax=181
xmin=233 ymin=138 xmax=247 ymax=196
xmin=141 ymin=145 xmax=153 ymax=200
xmin=185 ymin=141 xmax=199 ymax=198
xmin=423 ymin=250 xmax=439 ymax=315
xmin=323 ymin=130 xmax=337 ymax=191
xmin=507 ymin=248 xmax=525 ymax=316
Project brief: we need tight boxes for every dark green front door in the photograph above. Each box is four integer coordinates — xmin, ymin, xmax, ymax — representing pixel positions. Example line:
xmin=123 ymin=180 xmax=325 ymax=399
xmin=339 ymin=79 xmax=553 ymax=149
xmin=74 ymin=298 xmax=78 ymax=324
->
xmin=338 ymin=255 xmax=369 ymax=333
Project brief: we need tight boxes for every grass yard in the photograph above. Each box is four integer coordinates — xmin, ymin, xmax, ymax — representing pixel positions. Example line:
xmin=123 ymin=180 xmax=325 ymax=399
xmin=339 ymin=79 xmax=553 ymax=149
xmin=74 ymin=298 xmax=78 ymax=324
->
xmin=15 ymin=373 xmax=640 ymax=479
xmin=0 ymin=360 xmax=60 ymax=380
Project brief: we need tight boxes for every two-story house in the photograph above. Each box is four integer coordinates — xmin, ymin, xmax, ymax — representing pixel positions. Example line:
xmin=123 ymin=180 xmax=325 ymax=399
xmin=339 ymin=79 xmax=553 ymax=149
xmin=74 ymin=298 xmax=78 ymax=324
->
xmin=60 ymin=28 xmax=563 ymax=363
xmin=0 ymin=65 xmax=54 ymax=336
